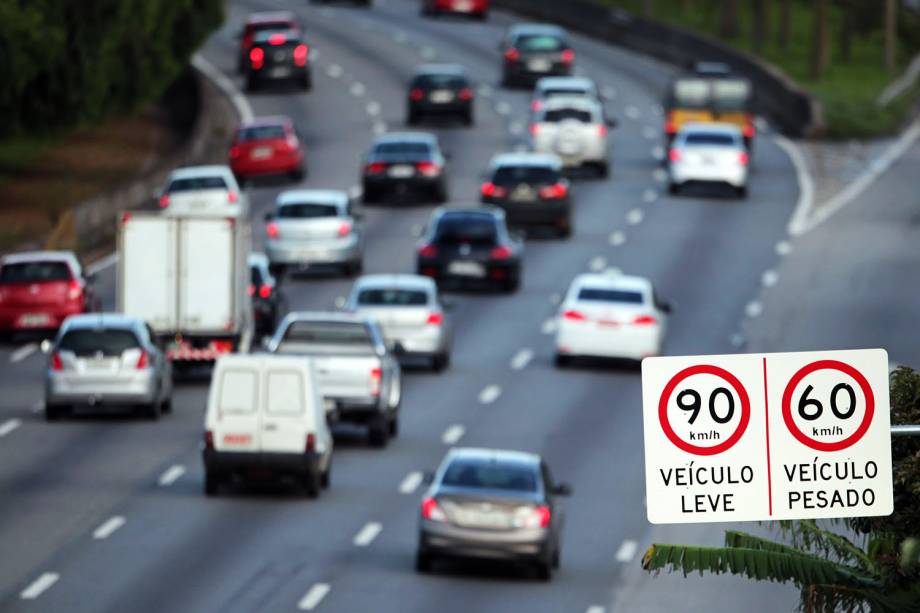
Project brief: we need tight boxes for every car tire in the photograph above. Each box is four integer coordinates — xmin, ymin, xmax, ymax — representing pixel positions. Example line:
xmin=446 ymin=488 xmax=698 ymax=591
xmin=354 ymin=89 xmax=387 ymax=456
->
xmin=503 ymin=269 xmax=521 ymax=293
xmin=204 ymin=472 xmax=219 ymax=497
xmin=552 ymin=546 xmax=561 ymax=569
xmin=596 ymin=161 xmax=609 ymax=178
xmin=368 ymin=417 xmax=389 ymax=448
xmin=462 ymin=110 xmax=474 ymax=126
xmin=433 ymin=185 xmax=448 ymax=204
xmin=415 ymin=550 xmax=433 ymax=573
xmin=345 ymin=259 xmax=362 ymax=277
xmin=303 ymin=471 xmax=321 ymax=499
xmin=557 ymin=220 xmax=572 ymax=239
xmin=668 ymin=182 xmax=679 ymax=195
xmin=269 ymin=264 xmax=286 ymax=279
xmin=534 ymin=558 xmax=552 ymax=582
xmin=432 ymin=352 xmax=450 ymax=372
xmin=554 ymin=353 xmax=571 ymax=368
xmin=44 ymin=404 xmax=63 ymax=422
xmin=477 ymin=11 xmax=489 ymax=20
xmin=407 ymin=110 xmax=419 ymax=126
xmin=388 ymin=414 xmax=399 ymax=438
xmin=362 ymin=187 xmax=379 ymax=205
xmin=321 ymin=464 xmax=331 ymax=489
xmin=290 ymin=166 xmax=306 ymax=182
xmin=245 ymin=77 xmax=257 ymax=93
xmin=736 ymin=186 xmax=748 ymax=199
xmin=301 ymin=73 xmax=312 ymax=92
xmin=144 ymin=401 xmax=161 ymax=421
xmin=161 ymin=395 xmax=173 ymax=414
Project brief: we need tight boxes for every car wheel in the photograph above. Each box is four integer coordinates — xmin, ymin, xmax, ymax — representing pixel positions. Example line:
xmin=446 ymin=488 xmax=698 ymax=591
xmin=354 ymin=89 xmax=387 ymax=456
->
xmin=432 ymin=352 xmax=449 ymax=372
xmin=503 ymin=269 xmax=520 ymax=293
xmin=462 ymin=110 xmax=474 ymax=126
xmin=736 ymin=186 xmax=748 ymax=199
xmin=552 ymin=545 xmax=561 ymax=568
xmin=368 ymin=417 xmax=389 ymax=448
xmin=269 ymin=264 xmax=286 ymax=278
xmin=596 ymin=161 xmax=609 ymax=178
xmin=362 ymin=187 xmax=378 ymax=205
xmin=433 ymin=184 xmax=448 ymax=204
xmin=407 ymin=110 xmax=419 ymax=126
xmin=557 ymin=220 xmax=572 ymax=239
xmin=144 ymin=401 xmax=161 ymax=421
xmin=477 ymin=11 xmax=489 ymax=20
xmin=534 ymin=558 xmax=552 ymax=582
xmin=301 ymin=73 xmax=312 ymax=92
xmin=415 ymin=550 xmax=433 ymax=573
xmin=554 ymin=353 xmax=571 ymax=368
xmin=290 ymin=166 xmax=306 ymax=182
xmin=44 ymin=404 xmax=63 ymax=422
xmin=245 ymin=77 xmax=257 ymax=93
xmin=161 ymin=394 xmax=172 ymax=414
xmin=388 ymin=414 xmax=399 ymax=438
xmin=344 ymin=259 xmax=362 ymax=277
xmin=668 ymin=182 xmax=679 ymax=195
xmin=204 ymin=472 xmax=219 ymax=497
xmin=321 ymin=464 xmax=331 ymax=489
xmin=303 ymin=471 xmax=321 ymax=498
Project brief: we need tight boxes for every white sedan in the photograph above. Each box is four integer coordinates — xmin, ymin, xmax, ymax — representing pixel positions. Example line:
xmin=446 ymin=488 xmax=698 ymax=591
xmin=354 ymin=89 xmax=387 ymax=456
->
xmin=667 ymin=123 xmax=749 ymax=198
xmin=555 ymin=272 xmax=670 ymax=365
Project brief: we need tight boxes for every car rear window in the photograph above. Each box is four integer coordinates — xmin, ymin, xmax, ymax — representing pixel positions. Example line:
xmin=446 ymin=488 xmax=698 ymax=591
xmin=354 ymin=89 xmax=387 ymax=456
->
xmin=282 ymin=321 xmax=373 ymax=346
xmin=58 ymin=328 xmax=140 ymax=356
xmin=545 ymin=88 xmax=588 ymax=98
xmin=434 ymin=217 xmax=498 ymax=246
xmin=248 ymin=21 xmax=295 ymax=35
xmin=517 ymin=34 xmax=564 ymax=52
xmin=218 ymin=369 xmax=258 ymax=415
xmin=577 ymin=288 xmax=645 ymax=304
xmin=0 ymin=261 xmax=72 ymax=284
xmin=684 ymin=133 xmax=737 ymax=146
xmin=441 ymin=459 xmax=538 ymax=492
xmin=373 ymin=142 xmax=431 ymax=157
xmin=236 ymin=125 xmax=286 ymax=142
xmin=493 ymin=166 xmax=559 ymax=186
xmin=357 ymin=289 xmax=429 ymax=306
xmin=278 ymin=203 xmax=339 ymax=219
xmin=167 ymin=176 xmax=227 ymax=192
xmin=250 ymin=265 xmax=266 ymax=286
xmin=542 ymin=108 xmax=592 ymax=123
xmin=415 ymin=74 xmax=466 ymax=89
xmin=266 ymin=371 xmax=304 ymax=416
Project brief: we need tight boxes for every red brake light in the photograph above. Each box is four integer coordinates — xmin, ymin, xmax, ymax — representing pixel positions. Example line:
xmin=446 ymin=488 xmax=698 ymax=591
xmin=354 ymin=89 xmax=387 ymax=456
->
xmin=294 ymin=44 xmax=309 ymax=66
xmin=665 ymin=113 xmax=677 ymax=135
xmin=337 ymin=221 xmax=352 ymax=237
xmin=504 ymin=48 xmax=519 ymax=62
xmin=136 ymin=350 xmax=149 ymax=369
xmin=531 ymin=100 xmax=543 ymax=112
xmin=633 ymin=314 xmax=658 ymax=326
xmin=51 ymin=352 xmax=63 ymax=371
xmin=481 ymin=181 xmax=506 ymax=198
xmin=739 ymin=151 xmax=750 ymax=166
xmin=598 ymin=124 xmax=608 ymax=137
xmin=67 ymin=280 xmax=82 ymax=301
xmin=421 ymin=497 xmax=448 ymax=522
xmin=204 ymin=430 xmax=214 ymax=451
xmin=258 ymin=284 xmax=271 ymax=299
xmin=562 ymin=309 xmax=586 ymax=321
xmin=369 ymin=367 xmax=382 ymax=397
xmin=229 ymin=145 xmax=241 ymax=160
xmin=458 ymin=88 xmax=474 ymax=101
xmin=158 ymin=193 xmax=170 ymax=209
xmin=410 ymin=88 xmax=424 ymax=101
xmin=268 ymin=33 xmax=287 ymax=45
xmin=561 ymin=49 xmax=575 ymax=64
xmin=490 ymin=245 xmax=512 ymax=260
xmin=668 ymin=148 xmax=681 ymax=162
xmin=539 ymin=182 xmax=567 ymax=199
xmin=418 ymin=244 xmax=437 ymax=258
xmin=250 ymin=47 xmax=265 ymax=69
xmin=535 ymin=505 xmax=552 ymax=528
xmin=210 ymin=340 xmax=234 ymax=354
xmin=426 ymin=312 xmax=443 ymax=325
xmin=266 ymin=222 xmax=280 ymax=239
xmin=305 ymin=433 xmax=316 ymax=453
xmin=227 ymin=190 xmax=239 ymax=204
xmin=743 ymin=119 xmax=755 ymax=138
xmin=366 ymin=162 xmax=387 ymax=174
xmin=416 ymin=161 xmax=441 ymax=177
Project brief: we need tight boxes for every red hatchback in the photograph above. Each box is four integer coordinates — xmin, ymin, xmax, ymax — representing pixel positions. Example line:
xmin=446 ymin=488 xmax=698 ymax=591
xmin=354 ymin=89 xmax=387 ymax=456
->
xmin=421 ymin=0 xmax=489 ymax=19
xmin=238 ymin=11 xmax=301 ymax=73
xmin=0 ymin=252 xmax=96 ymax=335
xmin=229 ymin=117 xmax=306 ymax=182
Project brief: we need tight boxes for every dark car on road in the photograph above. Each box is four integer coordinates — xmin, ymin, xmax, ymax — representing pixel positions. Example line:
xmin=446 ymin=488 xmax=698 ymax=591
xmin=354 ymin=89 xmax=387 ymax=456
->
xmin=248 ymin=253 xmax=284 ymax=337
xmin=416 ymin=206 xmax=523 ymax=292
xmin=407 ymin=65 xmax=475 ymax=126
xmin=501 ymin=24 xmax=574 ymax=88
xmin=416 ymin=447 xmax=571 ymax=580
xmin=421 ymin=0 xmax=490 ymax=20
xmin=362 ymin=133 xmax=448 ymax=204
xmin=245 ymin=30 xmax=312 ymax=92
xmin=237 ymin=11 xmax=301 ymax=73
xmin=480 ymin=153 xmax=572 ymax=238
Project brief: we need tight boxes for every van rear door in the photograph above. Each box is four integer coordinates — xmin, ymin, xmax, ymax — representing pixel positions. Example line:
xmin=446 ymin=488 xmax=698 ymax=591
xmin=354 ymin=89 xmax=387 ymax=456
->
xmin=261 ymin=367 xmax=309 ymax=454
xmin=211 ymin=364 xmax=261 ymax=453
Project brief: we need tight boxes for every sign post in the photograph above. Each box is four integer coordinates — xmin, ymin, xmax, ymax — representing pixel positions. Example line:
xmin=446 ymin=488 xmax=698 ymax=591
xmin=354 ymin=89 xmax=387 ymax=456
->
xmin=642 ymin=349 xmax=893 ymax=524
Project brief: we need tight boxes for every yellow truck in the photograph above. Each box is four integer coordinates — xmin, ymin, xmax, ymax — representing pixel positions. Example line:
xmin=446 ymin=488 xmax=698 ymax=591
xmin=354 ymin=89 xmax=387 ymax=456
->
xmin=664 ymin=64 xmax=755 ymax=149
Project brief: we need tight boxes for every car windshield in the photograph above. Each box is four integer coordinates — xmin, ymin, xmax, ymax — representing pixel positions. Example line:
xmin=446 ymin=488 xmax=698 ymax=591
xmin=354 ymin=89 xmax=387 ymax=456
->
xmin=545 ymin=88 xmax=588 ymax=98
xmin=441 ymin=459 xmax=539 ymax=492
xmin=236 ymin=125 xmax=286 ymax=142
xmin=278 ymin=203 xmax=339 ymax=218
xmin=373 ymin=142 xmax=431 ymax=158
xmin=415 ymin=75 xmax=466 ymax=89
xmin=281 ymin=321 xmax=373 ymax=346
xmin=434 ymin=217 xmax=498 ymax=246
xmin=0 ymin=261 xmax=72 ymax=284
xmin=58 ymin=328 xmax=140 ymax=357
xmin=517 ymin=34 xmax=564 ymax=52
xmin=542 ymin=108 xmax=593 ymax=123
xmin=684 ymin=133 xmax=737 ymax=146
xmin=493 ymin=166 xmax=559 ymax=186
xmin=357 ymin=289 xmax=429 ymax=306
xmin=577 ymin=288 xmax=645 ymax=304
xmin=167 ymin=176 xmax=227 ymax=192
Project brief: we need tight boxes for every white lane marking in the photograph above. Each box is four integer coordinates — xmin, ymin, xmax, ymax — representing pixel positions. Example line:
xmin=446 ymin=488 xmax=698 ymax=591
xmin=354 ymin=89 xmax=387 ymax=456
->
xmin=775 ymin=240 xmax=793 ymax=256
xmin=420 ymin=46 xmax=437 ymax=60
xmin=541 ymin=318 xmax=558 ymax=335
xmin=348 ymin=185 xmax=364 ymax=199
xmin=549 ymin=292 xmax=561 ymax=305
xmin=652 ymin=146 xmax=665 ymax=161
xmin=0 ymin=419 xmax=21 ymax=437
xmin=478 ymin=84 xmax=494 ymax=97
xmin=353 ymin=522 xmax=382 ymax=547
xmin=298 ymin=583 xmax=331 ymax=611
xmin=730 ymin=333 xmax=746 ymax=348
xmin=92 ymin=516 xmax=126 ymax=540
xmin=326 ymin=64 xmax=344 ymax=79
xmin=773 ymin=135 xmax=816 ymax=237
xmin=191 ymin=54 xmax=253 ymax=123
xmin=32 ymin=401 xmax=43 ymax=414
xmin=350 ymin=82 xmax=366 ymax=97
xmin=762 ymin=270 xmax=779 ymax=287
xmin=394 ymin=31 xmax=408 ymax=44
xmin=605 ymin=267 xmax=623 ymax=276
xmin=495 ymin=101 xmax=512 ymax=115
xmin=586 ymin=606 xmax=606 ymax=613
xmin=399 ymin=471 xmax=424 ymax=494
xmin=602 ymin=86 xmax=617 ymax=100
xmin=609 ymin=230 xmax=626 ymax=246
xmin=334 ymin=296 xmax=346 ymax=309
xmin=373 ymin=121 xmax=387 ymax=135
xmin=10 ymin=343 xmax=37 ymax=363
xmin=509 ymin=121 xmax=524 ymax=136
xmin=20 ymin=573 xmax=59 ymax=600
xmin=87 ymin=252 xmax=118 ymax=276
xmin=411 ymin=223 xmax=424 ymax=238
xmin=366 ymin=101 xmax=381 ymax=116
xmin=478 ymin=385 xmax=501 ymax=405
xmin=642 ymin=188 xmax=658 ymax=203
xmin=589 ymin=256 xmax=607 ymax=272
xmin=511 ymin=348 xmax=534 ymax=370
xmin=652 ymin=168 xmax=668 ymax=183
xmin=442 ymin=424 xmax=465 ymax=445
xmin=616 ymin=539 xmax=639 ymax=562
xmin=158 ymin=464 xmax=186 ymax=487
xmin=626 ymin=208 xmax=644 ymax=225
xmin=642 ymin=126 xmax=657 ymax=140
xmin=745 ymin=301 xmax=763 ymax=318
xmin=625 ymin=106 xmax=640 ymax=120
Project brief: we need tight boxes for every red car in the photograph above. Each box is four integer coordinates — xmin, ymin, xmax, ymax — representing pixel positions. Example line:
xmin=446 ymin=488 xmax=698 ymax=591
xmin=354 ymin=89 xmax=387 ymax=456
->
xmin=421 ymin=0 xmax=489 ymax=19
xmin=229 ymin=117 xmax=306 ymax=182
xmin=238 ymin=11 xmax=301 ymax=73
xmin=0 ymin=252 xmax=96 ymax=336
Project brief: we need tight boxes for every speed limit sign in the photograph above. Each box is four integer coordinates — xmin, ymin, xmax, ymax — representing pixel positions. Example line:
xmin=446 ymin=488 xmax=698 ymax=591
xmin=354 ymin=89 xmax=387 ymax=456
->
xmin=642 ymin=349 xmax=893 ymax=524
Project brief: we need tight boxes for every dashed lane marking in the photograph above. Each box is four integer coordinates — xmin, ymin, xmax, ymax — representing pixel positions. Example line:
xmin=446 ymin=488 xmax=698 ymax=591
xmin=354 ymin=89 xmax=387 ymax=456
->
xmin=399 ymin=471 xmax=423 ymax=494
xmin=541 ymin=318 xmax=558 ymax=335
xmin=350 ymin=82 xmax=366 ymax=97
xmin=642 ymin=126 xmax=657 ymax=140
xmin=586 ymin=607 xmax=606 ymax=613
xmin=589 ymin=256 xmax=607 ymax=271
xmin=495 ymin=101 xmax=512 ymax=115
xmin=642 ymin=188 xmax=658 ymax=203
xmin=366 ymin=101 xmax=381 ymax=116
xmin=652 ymin=168 xmax=668 ymax=183
xmin=626 ymin=208 xmax=644 ymax=225
xmin=0 ymin=419 xmax=21 ymax=437
xmin=298 ymin=583 xmax=331 ymax=611
xmin=20 ymin=573 xmax=59 ymax=600
xmin=775 ymin=240 xmax=792 ymax=256
xmin=609 ymin=231 xmax=626 ymax=246
xmin=420 ymin=47 xmax=437 ymax=60
xmin=762 ymin=270 xmax=779 ymax=287
xmin=442 ymin=424 xmax=465 ymax=445
xmin=353 ymin=522 xmax=382 ymax=547
xmin=745 ymin=301 xmax=763 ymax=318
xmin=326 ymin=64 xmax=344 ymax=79
xmin=652 ymin=146 xmax=665 ymax=161
xmin=373 ymin=121 xmax=387 ymax=135
xmin=616 ymin=539 xmax=639 ymax=562
xmin=92 ymin=516 xmax=126 ymax=540
xmin=478 ymin=385 xmax=501 ymax=405
xmin=625 ymin=106 xmax=640 ymax=120
xmin=158 ymin=464 xmax=186 ymax=487
xmin=510 ymin=349 xmax=534 ymax=370
xmin=10 ymin=343 xmax=37 ymax=363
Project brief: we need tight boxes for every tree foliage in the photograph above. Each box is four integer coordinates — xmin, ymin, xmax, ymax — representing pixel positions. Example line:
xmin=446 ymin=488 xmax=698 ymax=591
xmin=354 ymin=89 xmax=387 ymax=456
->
xmin=0 ymin=0 xmax=224 ymax=136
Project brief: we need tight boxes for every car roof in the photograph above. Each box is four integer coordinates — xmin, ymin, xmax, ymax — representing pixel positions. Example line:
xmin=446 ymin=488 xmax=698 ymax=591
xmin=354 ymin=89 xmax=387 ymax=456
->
xmin=248 ymin=252 xmax=269 ymax=267
xmin=168 ymin=165 xmax=233 ymax=180
xmin=541 ymin=95 xmax=601 ymax=111
xmin=276 ymin=190 xmax=349 ymax=207
xmin=216 ymin=353 xmax=311 ymax=371
xmin=60 ymin=313 xmax=143 ymax=330
xmin=238 ymin=116 xmax=292 ymax=130
xmin=490 ymin=152 xmax=562 ymax=169
xmin=434 ymin=204 xmax=502 ymax=219
xmin=1 ymin=251 xmax=77 ymax=266
xmin=245 ymin=11 xmax=296 ymax=25
xmin=679 ymin=122 xmax=743 ymax=136
xmin=536 ymin=76 xmax=595 ymax=92
xmin=352 ymin=274 xmax=436 ymax=293
xmin=572 ymin=272 xmax=652 ymax=293
xmin=414 ymin=64 xmax=467 ymax=76
xmin=281 ymin=311 xmax=374 ymax=325
xmin=373 ymin=132 xmax=437 ymax=145
xmin=445 ymin=447 xmax=541 ymax=467
xmin=508 ymin=23 xmax=566 ymax=37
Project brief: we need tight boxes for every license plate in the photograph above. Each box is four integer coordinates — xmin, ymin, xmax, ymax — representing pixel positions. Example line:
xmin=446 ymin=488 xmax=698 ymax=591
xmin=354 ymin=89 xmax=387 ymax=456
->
xmin=270 ymin=67 xmax=291 ymax=78
xmin=223 ymin=433 xmax=252 ymax=445
xmin=454 ymin=0 xmax=474 ymax=11
xmin=511 ymin=186 xmax=536 ymax=201
xmin=528 ymin=59 xmax=551 ymax=72
xmin=251 ymin=146 xmax=273 ymax=160
xmin=459 ymin=510 xmax=509 ymax=528
xmin=18 ymin=313 xmax=50 ymax=327
xmin=388 ymin=165 xmax=415 ymax=178
xmin=448 ymin=261 xmax=485 ymax=277
xmin=86 ymin=359 xmax=113 ymax=370
xmin=430 ymin=90 xmax=455 ymax=103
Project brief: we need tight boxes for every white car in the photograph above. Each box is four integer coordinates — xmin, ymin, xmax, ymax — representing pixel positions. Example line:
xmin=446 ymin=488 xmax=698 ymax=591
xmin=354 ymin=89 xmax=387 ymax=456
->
xmin=531 ymin=76 xmax=601 ymax=113
xmin=530 ymin=96 xmax=612 ymax=176
xmin=667 ymin=123 xmax=749 ymax=198
xmin=555 ymin=272 xmax=671 ymax=365
xmin=344 ymin=274 xmax=452 ymax=371
xmin=158 ymin=165 xmax=248 ymax=217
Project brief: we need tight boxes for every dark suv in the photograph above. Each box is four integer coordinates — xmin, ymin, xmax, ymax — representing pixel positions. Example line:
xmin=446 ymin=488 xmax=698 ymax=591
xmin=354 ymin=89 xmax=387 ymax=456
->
xmin=481 ymin=153 xmax=572 ymax=238
xmin=407 ymin=65 xmax=475 ymax=126
xmin=501 ymin=24 xmax=574 ymax=88
xmin=245 ymin=30 xmax=312 ymax=92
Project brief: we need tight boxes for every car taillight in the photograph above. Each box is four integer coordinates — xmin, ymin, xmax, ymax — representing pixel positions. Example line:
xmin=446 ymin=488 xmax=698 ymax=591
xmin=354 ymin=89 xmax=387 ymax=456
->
xmin=366 ymin=162 xmax=387 ymax=174
xmin=481 ymin=181 xmax=507 ymax=198
xmin=409 ymin=88 xmax=424 ymax=101
xmin=504 ymin=47 xmax=519 ymax=62
xmin=530 ymin=100 xmax=543 ymax=112
xmin=598 ymin=124 xmax=608 ymax=137
xmin=294 ymin=44 xmax=309 ymax=66
xmin=204 ymin=430 xmax=214 ymax=451
xmin=266 ymin=222 xmax=280 ymax=239
xmin=560 ymin=49 xmax=575 ymax=64
xmin=633 ymin=314 xmax=658 ymax=326
xmin=458 ymin=88 xmax=474 ymax=101
xmin=67 ymin=280 xmax=82 ymax=301
xmin=421 ymin=497 xmax=448 ymax=522
xmin=259 ymin=284 xmax=271 ymax=299
xmin=534 ymin=505 xmax=552 ymax=528
xmin=305 ymin=433 xmax=316 ymax=453
xmin=242 ymin=33 xmax=253 ymax=50
xmin=229 ymin=145 xmax=241 ymax=160
xmin=50 ymin=352 xmax=64 ymax=371
xmin=418 ymin=244 xmax=437 ymax=258
xmin=250 ymin=47 xmax=264 ymax=70
xmin=136 ymin=350 xmax=149 ymax=369
xmin=665 ymin=113 xmax=677 ymax=135
xmin=539 ymin=182 xmax=567 ymax=199
xmin=158 ymin=193 xmax=170 ymax=209
xmin=210 ymin=340 xmax=234 ymax=354
xmin=227 ymin=190 xmax=239 ymax=204
xmin=743 ymin=119 xmax=755 ymax=138
xmin=529 ymin=124 xmax=539 ymax=136
xmin=490 ymin=245 xmax=512 ymax=260
xmin=369 ymin=367 xmax=382 ymax=397
xmin=268 ymin=33 xmax=287 ymax=45
xmin=426 ymin=312 xmax=443 ymax=325
xmin=337 ymin=221 xmax=352 ymax=237
xmin=668 ymin=148 xmax=681 ymax=162
xmin=739 ymin=151 xmax=750 ymax=166
xmin=416 ymin=161 xmax=441 ymax=177
xmin=562 ymin=309 xmax=586 ymax=321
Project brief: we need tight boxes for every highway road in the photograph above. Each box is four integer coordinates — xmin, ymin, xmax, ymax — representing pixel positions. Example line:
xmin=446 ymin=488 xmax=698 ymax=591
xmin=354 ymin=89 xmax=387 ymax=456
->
xmin=0 ymin=0 xmax=807 ymax=611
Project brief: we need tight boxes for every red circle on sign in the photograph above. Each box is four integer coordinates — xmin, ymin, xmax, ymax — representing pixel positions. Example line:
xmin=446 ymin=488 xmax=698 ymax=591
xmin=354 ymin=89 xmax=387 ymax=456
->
xmin=781 ymin=360 xmax=875 ymax=452
xmin=658 ymin=364 xmax=752 ymax=456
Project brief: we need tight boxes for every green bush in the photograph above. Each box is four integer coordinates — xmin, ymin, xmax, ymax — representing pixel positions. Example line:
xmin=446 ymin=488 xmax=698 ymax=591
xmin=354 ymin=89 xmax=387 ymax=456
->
xmin=0 ymin=0 xmax=224 ymax=136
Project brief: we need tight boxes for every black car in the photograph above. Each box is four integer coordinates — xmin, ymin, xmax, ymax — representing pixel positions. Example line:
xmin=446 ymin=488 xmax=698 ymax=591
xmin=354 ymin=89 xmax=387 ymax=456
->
xmin=481 ymin=153 xmax=572 ymax=238
xmin=408 ymin=65 xmax=475 ymax=126
xmin=501 ymin=24 xmax=573 ymax=88
xmin=248 ymin=253 xmax=284 ymax=336
xmin=416 ymin=206 xmax=523 ymax=292
xmin=245 ymin=30 xmax=312 ymax=92
xmin=362 ymin=133 xmax=448 ymax=204
xmin=416 ymin=447 xmax=571 ymax=580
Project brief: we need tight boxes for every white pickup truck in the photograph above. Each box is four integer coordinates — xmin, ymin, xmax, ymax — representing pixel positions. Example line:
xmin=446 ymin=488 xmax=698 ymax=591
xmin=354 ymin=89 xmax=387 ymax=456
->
xmin=267 ymin=312 xmax=401 ymax=447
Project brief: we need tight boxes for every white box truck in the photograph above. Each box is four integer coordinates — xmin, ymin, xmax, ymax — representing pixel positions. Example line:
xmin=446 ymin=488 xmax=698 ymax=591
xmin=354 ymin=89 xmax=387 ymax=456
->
xmin=117 ymin=211 xmax=252 ymax=365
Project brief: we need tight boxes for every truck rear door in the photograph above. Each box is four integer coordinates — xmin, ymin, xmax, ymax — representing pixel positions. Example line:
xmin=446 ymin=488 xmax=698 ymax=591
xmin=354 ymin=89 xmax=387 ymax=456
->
xmin=179 ymin=218 xmax=235 ymax=333
xmin=261 ymin=368 xmax=309 ymax=453
xmin=211 ymin=364 xmax=261 ymax=454
xmin=119 ymin=215 xmax=178 ymax=332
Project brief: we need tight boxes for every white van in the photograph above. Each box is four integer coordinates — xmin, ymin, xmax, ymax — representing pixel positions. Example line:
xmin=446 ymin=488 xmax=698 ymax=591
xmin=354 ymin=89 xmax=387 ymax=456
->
xmin=202 ymin=354 xmax=333 ymax=497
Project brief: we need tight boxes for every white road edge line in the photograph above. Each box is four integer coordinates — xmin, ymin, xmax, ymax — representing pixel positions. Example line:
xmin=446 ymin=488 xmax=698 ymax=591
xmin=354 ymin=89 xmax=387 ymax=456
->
xmin=20 ymin=572 xmax=59 ymax=600
xmin=191 ymin=54 xmax=253 ymax=123
xmin=615 ymin=539 xmax=639 ymax=563
xmin=87 ymin=252 xmax=118 ymax=276
xmin=298 ymin=583 xmax=331 ymax=611
xmin=510 ymin=348 xmax=534 ymax=370
xmin=0 ymin=419 xmax=22 ymax=437
xmin=399 ymin=471 xmax=424 ymax=494
xmin=478 ymin=384 xmax=501 ymax=405
xmin=353 ymin=522 xmax=383 ymax=547
xmin=441 ymin=424 xmax=465 ymax=445
xmin=586 ymin=606 xmax=607 ymax=613
xmin=773 ymin=134 xmax=815 ymax=237
xmin=10 ymin=343 xmax=37 ymax=363
xmin=158 ymin=464 xmax=186 ymax=487
xmin=541 ymin=318 xmax=558 ymax=335
xmin=92 ymin=516 xmax=126 ymax=540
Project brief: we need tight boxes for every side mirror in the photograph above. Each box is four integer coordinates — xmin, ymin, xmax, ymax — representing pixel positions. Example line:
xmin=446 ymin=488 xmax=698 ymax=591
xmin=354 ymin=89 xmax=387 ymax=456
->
xmin=84 ymin=272 xmax=97 ymax=284
xmin=422 ymin=470 xmax=435 ymax=485
xmin=553 ymin=482 xmax=573 ymax=497
xmin=40 ymin=339 xmax=53 ymax=354
xmin=442 ymin=150 xmax=452 ymax=161
xmin=658 ymin=301 xmax=673 ymax=314
xmin=605 ymin=117 xmax=618 ymax=128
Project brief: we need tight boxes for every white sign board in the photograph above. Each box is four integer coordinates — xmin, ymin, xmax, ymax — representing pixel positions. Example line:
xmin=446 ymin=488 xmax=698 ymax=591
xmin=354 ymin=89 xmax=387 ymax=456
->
xmin=642 ymin=349 xmax=893 ymax=524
